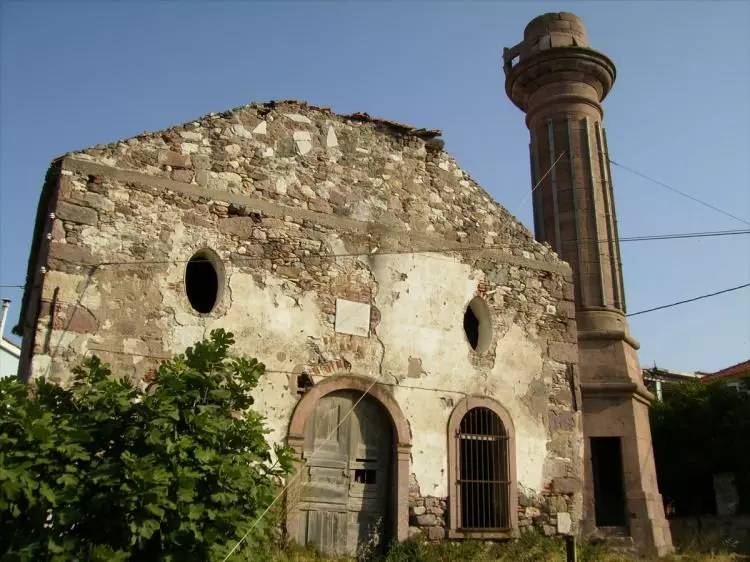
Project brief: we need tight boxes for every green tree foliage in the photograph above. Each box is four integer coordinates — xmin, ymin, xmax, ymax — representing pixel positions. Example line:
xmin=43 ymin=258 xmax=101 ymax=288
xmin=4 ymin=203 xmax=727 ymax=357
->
xmin=0 ymin=330 xmax=293 ymax=561
xmin=651 ymin=378 xmax=750 ymax=516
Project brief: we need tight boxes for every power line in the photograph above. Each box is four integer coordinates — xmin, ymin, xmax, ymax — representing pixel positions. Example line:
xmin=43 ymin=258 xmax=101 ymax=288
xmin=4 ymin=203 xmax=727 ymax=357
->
xmin=519 ymin=150 xmax=749 ymax=227
xmin=3 ymin=228 xmax=748 ymax=291
xmin=55 ymin=229 xmax=750 ymax=267
xmin=618 ymin=229 xmax=750 ymax=242
xmin=85 ymin=353 xmax=384 ymax=560
xmin=559 ymin=229 xmax=750 ymax=246
xmin=84 ymin=345 xmax=477 ymax=557
xmin=627 ymin=282 xmax=750 ymax=318
xmin=74 ymin=282 xmax=750 ymax=349
xmin=608 ymin=158 xmax=750 ymax=227
xmin=516 ymin=150 xmax=566 ymax=209
xmin=221 ymin=377 xmax=380 ymax=561
xmin=84 ymin=346 xmax=474 ymax=397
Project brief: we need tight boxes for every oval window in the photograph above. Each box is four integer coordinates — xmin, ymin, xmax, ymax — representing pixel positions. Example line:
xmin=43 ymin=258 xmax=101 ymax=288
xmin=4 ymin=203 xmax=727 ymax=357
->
xmin=185 ymin=250 xmax=221 ymax=313
xmin=464 ymin=296 xmax=492 ymax=353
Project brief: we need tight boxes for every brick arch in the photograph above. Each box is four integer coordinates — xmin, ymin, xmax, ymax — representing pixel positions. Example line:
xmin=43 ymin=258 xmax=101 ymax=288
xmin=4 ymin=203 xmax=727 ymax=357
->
xmin=287 ymin=374 xmax=411 ymax=445
xmin=286 ymin=374 xmax=411 ymax=543
xmin=447 ymin=395 xmax=518 ymax=538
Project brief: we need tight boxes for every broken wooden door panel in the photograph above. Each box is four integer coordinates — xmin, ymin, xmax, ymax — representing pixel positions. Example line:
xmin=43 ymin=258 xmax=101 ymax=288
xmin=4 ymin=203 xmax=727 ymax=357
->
xmin=301 ymin=466 xmax=348 ymax=504
xmin=348 ymin=391 xmax=392 ymax=554
xmin=298 ymin=393 xmax=351 ymax=554
xmin=303 ymin=509 xmax=348 ymax=556
xmin=350 ymin=394 xmax=391 ymax=462
xmin=347 ymin=496 xmax=387 ymax=553
xmin=298 ymin=390 xmax=392 ymax=556
xmin=307 ymin=394 xmax=349 ymax=461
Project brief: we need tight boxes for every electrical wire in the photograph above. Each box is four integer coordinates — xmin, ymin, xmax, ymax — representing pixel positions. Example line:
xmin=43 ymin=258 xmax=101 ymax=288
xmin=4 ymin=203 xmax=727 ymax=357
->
xmin=515 ymin=150 xmax=566 ymax=209
xmin=618 ymin=229 xmax=750 ymax=242
xmin=220 ymin=377 xmax=380 ymax=561
xmin=3 ymin=228 xmax=748 ymax=291
xmin=627 ymin=282 xmax=750 ymax=317
xmin=608 ymin=158 xmax=750 ymax=227
xmin=85 ymin=346 xmax=474 ymax=397
xmin=39 ymin=228 xmax=750 ymax=268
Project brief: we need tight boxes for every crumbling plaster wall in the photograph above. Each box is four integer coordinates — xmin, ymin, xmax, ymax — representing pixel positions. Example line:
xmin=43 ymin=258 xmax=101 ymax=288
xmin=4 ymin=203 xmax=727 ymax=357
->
xmin=374 ymin=253 xmax=553 ymax=497
xmin=21 ymin=100 xmax=582 ymax=534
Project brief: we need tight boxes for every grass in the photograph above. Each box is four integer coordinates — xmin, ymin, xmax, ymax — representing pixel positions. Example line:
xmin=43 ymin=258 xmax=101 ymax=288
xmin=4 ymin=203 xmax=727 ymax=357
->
xmin=235 ymin=530 xmax=749 ymax=562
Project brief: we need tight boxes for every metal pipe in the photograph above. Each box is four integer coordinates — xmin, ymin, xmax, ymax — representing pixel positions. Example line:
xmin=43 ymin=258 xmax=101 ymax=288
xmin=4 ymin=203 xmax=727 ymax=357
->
xmin=566 ymin=535 xmax=577 ymax=562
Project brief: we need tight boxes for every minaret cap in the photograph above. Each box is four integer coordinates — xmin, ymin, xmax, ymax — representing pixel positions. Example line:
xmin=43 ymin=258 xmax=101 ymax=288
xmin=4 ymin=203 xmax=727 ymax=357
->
xmin=520 ymin=12 xmax=589 ymax=61
xmin=503 ymin=12 xmax=615 ymax=112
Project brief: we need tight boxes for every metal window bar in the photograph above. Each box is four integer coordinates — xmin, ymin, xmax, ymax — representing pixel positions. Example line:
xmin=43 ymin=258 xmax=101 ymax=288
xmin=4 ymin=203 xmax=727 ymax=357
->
xmin=457 ymin=407 xmax=510 ymax=530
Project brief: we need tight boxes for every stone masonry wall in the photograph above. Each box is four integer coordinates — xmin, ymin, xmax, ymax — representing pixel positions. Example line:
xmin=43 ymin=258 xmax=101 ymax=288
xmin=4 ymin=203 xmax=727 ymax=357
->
xmin=408 ymin=476 xmax=577 ymax=540
xmin=19 ymin=100 xmax=583 ymax=537
xmin=68 ymin=100 xmax=545 ymax=252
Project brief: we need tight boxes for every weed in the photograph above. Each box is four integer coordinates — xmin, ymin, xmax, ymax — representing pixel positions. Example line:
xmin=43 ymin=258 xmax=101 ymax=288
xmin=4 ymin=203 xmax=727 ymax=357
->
xmin=236 ymin=528 xmax=750 ymax=562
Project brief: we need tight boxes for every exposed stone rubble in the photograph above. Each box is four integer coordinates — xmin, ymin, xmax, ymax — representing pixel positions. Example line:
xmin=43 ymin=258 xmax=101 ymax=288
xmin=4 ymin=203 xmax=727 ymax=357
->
xmin=408 ymin=475 xmax=578 ymax=540
xmin=18 ymin=99 xmax=582 ymax=541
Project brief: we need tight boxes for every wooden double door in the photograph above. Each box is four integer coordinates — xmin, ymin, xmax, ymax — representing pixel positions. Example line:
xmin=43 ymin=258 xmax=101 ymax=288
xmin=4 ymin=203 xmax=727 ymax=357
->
xmin=294 ymin=390 xmax=392 ymax=555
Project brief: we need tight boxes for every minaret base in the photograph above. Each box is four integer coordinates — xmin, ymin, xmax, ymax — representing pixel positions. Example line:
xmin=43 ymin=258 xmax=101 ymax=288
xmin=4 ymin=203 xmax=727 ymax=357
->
xmin=579 ymin=336 xmax=674 ymax=557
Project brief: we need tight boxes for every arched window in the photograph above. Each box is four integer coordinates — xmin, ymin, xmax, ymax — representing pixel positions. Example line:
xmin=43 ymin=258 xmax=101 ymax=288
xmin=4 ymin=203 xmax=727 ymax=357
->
xmin=448 ymin=397 xmax=517 ymax=538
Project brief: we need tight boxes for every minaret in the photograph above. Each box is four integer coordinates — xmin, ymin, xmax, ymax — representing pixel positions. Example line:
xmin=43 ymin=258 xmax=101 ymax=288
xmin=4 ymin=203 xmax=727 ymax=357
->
xmin=504 ymin=13 xmax=673 ymax=555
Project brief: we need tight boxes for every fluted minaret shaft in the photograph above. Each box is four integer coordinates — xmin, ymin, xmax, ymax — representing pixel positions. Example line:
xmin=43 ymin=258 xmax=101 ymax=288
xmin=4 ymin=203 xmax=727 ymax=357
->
xmin=504 ymin=14 xmax=674 ymax=557
xmin=505 ymin=12 xmax=627 ymax=335
xmin=529 ymin=117 xmax=625 ymax=312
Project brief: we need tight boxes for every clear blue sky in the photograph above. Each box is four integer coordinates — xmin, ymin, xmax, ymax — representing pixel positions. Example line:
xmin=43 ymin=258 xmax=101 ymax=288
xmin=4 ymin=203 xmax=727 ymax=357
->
xmin=1 ymin=1 xmax=748 ymax=373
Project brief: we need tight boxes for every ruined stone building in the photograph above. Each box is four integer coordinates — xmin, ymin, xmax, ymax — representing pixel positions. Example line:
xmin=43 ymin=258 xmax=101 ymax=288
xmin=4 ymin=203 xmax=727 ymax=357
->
xmin=15 ymin=12 xmax=671 ymax=557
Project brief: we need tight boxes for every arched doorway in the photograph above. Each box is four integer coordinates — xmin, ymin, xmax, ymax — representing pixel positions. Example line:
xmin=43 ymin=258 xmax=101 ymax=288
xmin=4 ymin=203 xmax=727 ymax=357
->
xmin=286 ymin=376 xmax=411 ymax=555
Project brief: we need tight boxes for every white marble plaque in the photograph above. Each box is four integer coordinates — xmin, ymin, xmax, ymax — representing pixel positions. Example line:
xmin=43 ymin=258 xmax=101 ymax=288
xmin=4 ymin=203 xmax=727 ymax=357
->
xmin=335 ymin=299 xmax=370 ymax=337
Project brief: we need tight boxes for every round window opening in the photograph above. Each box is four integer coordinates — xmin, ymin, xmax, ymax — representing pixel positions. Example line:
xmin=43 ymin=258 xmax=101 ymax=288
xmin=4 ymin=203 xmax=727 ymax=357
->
xmin=464 ymin=297 xmax=492 ymax=353
xmin=185 ymin=250 xmax=222 ymax=314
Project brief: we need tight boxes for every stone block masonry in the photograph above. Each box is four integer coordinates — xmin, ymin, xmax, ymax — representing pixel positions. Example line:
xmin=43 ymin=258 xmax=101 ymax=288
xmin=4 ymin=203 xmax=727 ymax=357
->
xmin=408 ymin=476 xmax=579 ymax=539
xmin=17 ymin=99 xmax=583 ymax=543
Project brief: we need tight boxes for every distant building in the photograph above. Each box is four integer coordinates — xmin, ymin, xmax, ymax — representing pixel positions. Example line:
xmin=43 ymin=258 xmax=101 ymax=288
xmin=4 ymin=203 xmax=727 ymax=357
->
xmin=700 ymin=360 xmax=750 ymax=392
xmin=643 ymin=361 xmax=750 ymax=398
xmin=1 ymin=299 xmax=21 ymax=378
xmin=642 ymin=366 xmax=702 ymax=400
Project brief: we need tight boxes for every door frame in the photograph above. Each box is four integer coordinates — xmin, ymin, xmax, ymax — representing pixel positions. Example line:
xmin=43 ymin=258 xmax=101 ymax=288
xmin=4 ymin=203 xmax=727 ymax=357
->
xmin=286 ymin=374 xmax=412 ymax=544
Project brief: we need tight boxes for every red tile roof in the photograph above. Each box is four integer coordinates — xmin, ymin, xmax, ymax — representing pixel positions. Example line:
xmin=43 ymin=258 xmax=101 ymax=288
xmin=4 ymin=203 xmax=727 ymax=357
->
xmin=700 ymin=359 xmax=750 ymax=384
